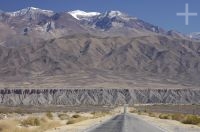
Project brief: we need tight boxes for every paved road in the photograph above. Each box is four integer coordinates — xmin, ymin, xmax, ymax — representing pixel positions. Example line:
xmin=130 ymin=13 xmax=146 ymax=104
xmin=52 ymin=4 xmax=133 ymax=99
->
xmin=88 ymin=114 xmax=164 ymax=132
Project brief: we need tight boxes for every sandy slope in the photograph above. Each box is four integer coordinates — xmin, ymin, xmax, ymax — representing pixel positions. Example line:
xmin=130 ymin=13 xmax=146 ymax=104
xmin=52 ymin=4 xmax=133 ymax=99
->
xmin=45 ymin=114 xmax=115 ymax=132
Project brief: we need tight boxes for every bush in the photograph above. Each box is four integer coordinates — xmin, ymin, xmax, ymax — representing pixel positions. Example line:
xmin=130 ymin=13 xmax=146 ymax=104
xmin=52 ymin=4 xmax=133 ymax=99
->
xmin=66 ymin=120 xmax=76 ymax=124
xmin=58 ymin=113 xmax=69 ymax=120
xmin=171 ymin=114 xmax=184 ymax=121
xmin=46 ymin=112 xmax=53 ymax=120
xmin=67 ymin=115 xmax=88 ymax=125
xmin=21 ymin=117 xmax=41 ymax=126
xmin=72 ymin=114 xmax=81 ymax=118
xmin=159 ymin=114 xmax=170 ymax=119
xmin=182 ymin=115 xmax=200 ymax=125
xmin=66 ymin=117 xmax=87 ymax=125
xmin=148 ymin=112 xmax=156 ymax=117
xmin=91 ymin=112 xmax=109 ymax=118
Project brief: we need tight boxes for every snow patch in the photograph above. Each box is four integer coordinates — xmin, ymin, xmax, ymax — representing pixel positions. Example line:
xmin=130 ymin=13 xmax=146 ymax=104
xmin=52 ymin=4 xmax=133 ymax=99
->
xmin=68 ymin=10 xmax=100 ymax=20
xmin=189 ymin=32 xmax=200 ymax=39
xmin=7 ymin=7 xmax=54 ymax=17
xmin=108 ymin=11 xmax=123 ymax=18
xmin=106 ymin=10 xmax=137 ymax=21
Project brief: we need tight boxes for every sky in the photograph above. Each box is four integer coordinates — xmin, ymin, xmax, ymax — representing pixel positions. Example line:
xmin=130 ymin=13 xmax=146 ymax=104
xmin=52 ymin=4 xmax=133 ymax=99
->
xmin=0 ymin=0 xmax=200 ymax=34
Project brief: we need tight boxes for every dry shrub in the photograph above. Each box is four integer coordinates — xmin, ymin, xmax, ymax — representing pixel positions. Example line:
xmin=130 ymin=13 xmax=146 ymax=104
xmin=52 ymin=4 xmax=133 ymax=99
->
xmin=46 ymin=112 xmax=53 ymax=120
xmin=72 ymin=114 xmax=81 ymax=118
xmin=0 ymin=120 xmax=36 ymax=132
xmin=58 ymin=113 xmax=70 ymax=120
xmin=182 ymin=115 xmax=200 ymax=125
xmin=21 ymin=117 xmax=41 ymax=126
xmin=0 ymin=115 xmax=62 ymax=132
xmin=91 ymin=112 xmax=109 ymax=118
xmin=171 ymin=114 xmax=185 ymax=121
xmin=67 ymin=115 xmax=88 ymax=125
xmin=159 ymin=114 xmax=171 ymax=119
xmin=148 ymin=112 xmax=156 ymax=117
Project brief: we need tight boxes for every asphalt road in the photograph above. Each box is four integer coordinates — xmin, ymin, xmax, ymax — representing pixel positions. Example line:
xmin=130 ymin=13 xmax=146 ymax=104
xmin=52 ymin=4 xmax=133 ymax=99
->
xmin=88 ymin=114 xmax=164 ymax=132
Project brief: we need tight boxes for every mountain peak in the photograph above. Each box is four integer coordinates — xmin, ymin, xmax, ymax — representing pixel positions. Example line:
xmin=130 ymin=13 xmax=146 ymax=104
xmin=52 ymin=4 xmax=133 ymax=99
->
xmin=7 ymin=7 xmax=54 ymax=17
xmin=189 ymin=32 xmax=200 ymax=40
xmin=68 ymin=10 xmax=100 ymax=20
xmin=107 ymin=11 xmax=124 ymax=18
xmin=26 ymin=7 xmax=40 ymax=10
xmin=103 ymin=10 xmax=137 ymax=21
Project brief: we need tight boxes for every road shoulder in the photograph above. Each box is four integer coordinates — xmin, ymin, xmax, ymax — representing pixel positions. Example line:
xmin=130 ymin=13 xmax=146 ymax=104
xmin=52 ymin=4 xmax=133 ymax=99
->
xmin=131 ymin=113 xmax=200 ymax=132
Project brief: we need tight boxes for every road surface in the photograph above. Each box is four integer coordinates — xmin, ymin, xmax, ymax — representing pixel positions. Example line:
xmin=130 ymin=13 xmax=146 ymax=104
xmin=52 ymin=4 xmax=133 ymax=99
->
xmin=88 ymin=114 xmax=165 ymax=132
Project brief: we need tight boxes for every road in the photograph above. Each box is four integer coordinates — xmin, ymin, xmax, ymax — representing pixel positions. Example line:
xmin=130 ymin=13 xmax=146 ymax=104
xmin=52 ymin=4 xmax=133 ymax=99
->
xmin=88 ymin=114 xmax=165 ymax=132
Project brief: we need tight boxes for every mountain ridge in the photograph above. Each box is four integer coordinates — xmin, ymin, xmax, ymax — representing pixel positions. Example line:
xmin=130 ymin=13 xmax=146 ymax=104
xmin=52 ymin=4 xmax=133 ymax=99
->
xmin=0 ymin=7 xmax=196 ymax=38
xmin=6 ymin=7 xmax=54 ymax=16
xmin=1 ymin=7 xmax=200 ymax=106
xmin=0 ymin=7 xmax=200 ymax=87
xmin=0 ymin=7 xmax=183 ymax=37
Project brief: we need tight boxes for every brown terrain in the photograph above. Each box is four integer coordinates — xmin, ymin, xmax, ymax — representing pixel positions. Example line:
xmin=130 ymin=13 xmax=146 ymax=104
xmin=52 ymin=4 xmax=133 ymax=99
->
xmin=0 ymin=8 xmax=199 ymax=106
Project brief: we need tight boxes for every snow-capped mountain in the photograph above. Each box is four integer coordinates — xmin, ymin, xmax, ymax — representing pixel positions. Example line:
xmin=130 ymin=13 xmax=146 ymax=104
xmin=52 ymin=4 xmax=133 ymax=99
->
xmin=70 ymin=10 xmax=165 ymax=34
xmin=0 ymin=7 xmax=167 ymax=38
xmin=0 ymin=7 xmax=88 ymax=44
xmin=7 ymin=7 xmax=54 ymax=17
xmin=0 ymin=7 xmax=189 ymax=40
xmin=2 ymin=7 xmax=200 ymax=84
xmin=189 ymin=32 xmax=200 ymax=40
xmin=68 ymin=10 xmax=100 ymax=20
xmin=92 ymin=10 xmax=135 ymax=30
xmin=105 ymin=11 xmax=134 ymax=20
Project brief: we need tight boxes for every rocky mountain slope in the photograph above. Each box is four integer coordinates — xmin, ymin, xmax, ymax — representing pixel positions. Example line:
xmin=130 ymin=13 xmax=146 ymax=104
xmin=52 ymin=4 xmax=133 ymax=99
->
xmin=0 ymin=7 xmax=173 ymax=45
xmin=1 ymin=34 xmax=200 ymax=84
xmin=189 ymin=32 xmax=200 ymax=40
xmin=0 ymin=7 xmax=200 ymax=105
xmin=0 ymin=88 xmax=199 ymax=105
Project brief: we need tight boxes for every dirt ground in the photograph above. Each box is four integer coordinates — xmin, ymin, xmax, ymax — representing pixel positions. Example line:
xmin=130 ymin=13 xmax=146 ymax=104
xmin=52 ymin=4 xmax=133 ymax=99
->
xmin=135 ymin=104 xmax=200 ymax=115
xmin=132 ymin=113 xmax=200 ymax=132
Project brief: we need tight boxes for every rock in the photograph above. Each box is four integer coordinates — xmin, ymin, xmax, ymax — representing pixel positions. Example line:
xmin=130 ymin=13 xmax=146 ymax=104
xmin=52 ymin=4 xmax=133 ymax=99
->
xmin=0 ymin=88 xmax=199 ymax=106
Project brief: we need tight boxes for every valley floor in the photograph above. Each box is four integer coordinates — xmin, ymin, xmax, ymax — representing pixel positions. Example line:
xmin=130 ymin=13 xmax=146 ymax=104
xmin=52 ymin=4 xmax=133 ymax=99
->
xmin=132 ymin=113 xmax=200 ymax=132
xmin=0 ymin=106 xmax=200 ymax=132
xmin=45 ymin=112 xmax=200 ymax=132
